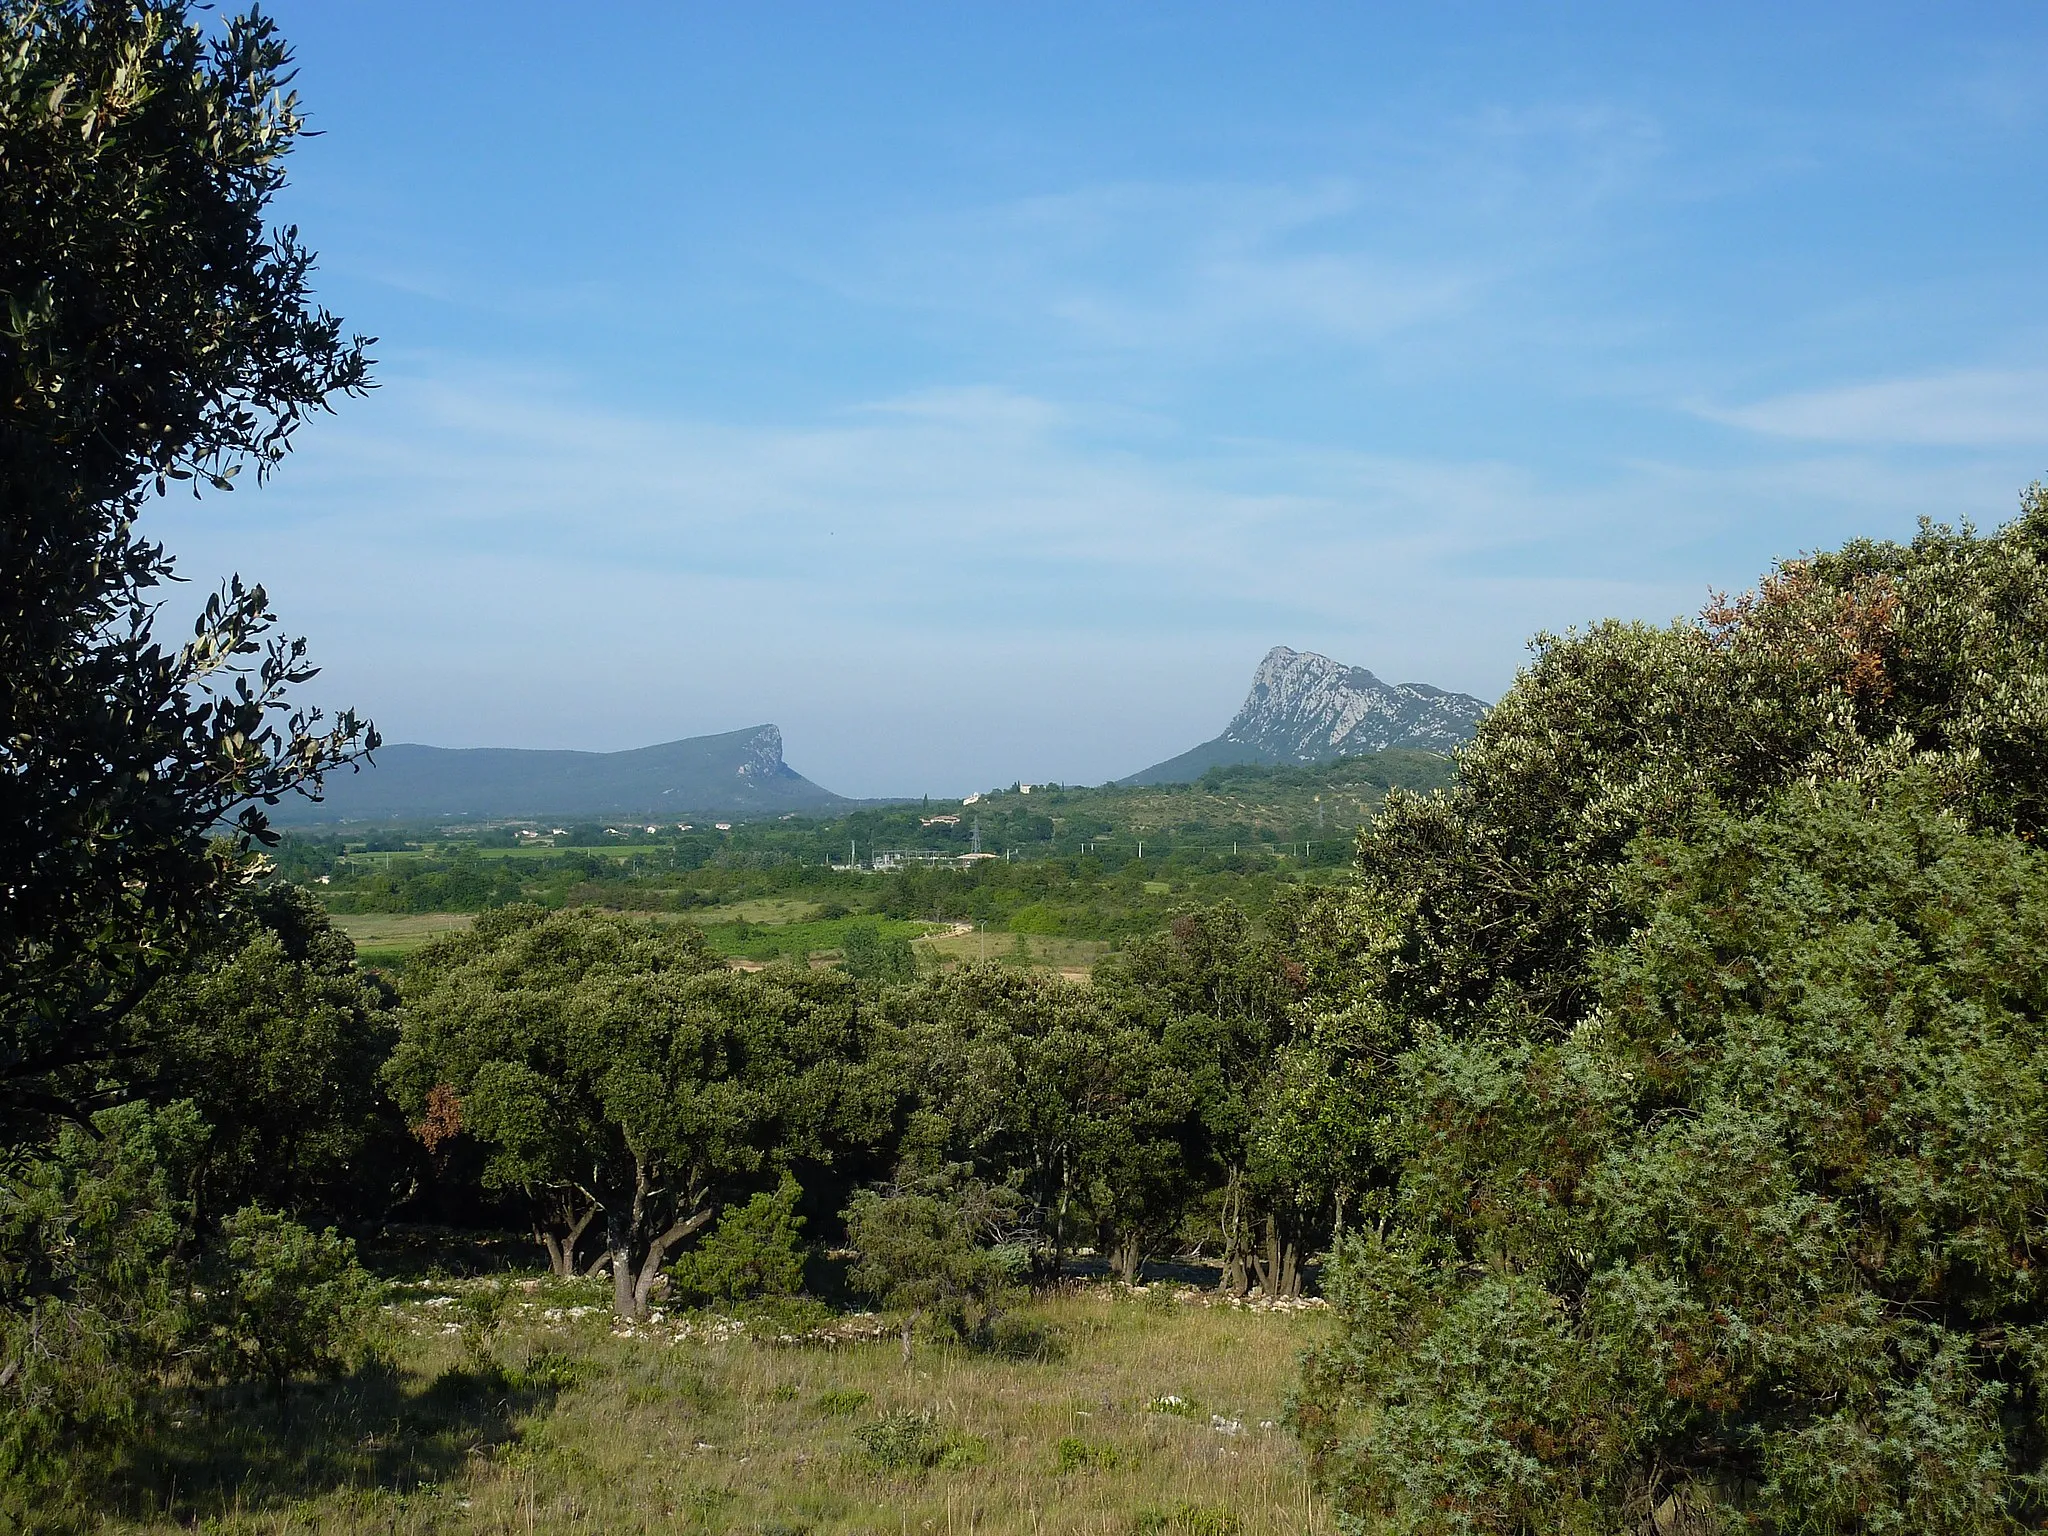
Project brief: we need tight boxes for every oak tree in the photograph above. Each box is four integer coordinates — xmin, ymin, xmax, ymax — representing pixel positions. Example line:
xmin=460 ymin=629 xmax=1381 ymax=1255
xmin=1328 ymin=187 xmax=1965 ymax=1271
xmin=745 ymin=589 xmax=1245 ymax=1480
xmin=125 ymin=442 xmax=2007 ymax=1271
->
xmin=0 ymin=0 xmax=375 ymax=1130
xmin=387 ymin=908 xmax=896 ymax=1318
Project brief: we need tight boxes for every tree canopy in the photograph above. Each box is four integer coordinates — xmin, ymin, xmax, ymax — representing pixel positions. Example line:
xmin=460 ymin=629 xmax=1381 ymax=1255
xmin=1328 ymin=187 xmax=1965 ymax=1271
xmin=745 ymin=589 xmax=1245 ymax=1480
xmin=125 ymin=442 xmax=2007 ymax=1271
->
xmin=1298 ymin=497 xmax=2048 ymax=1534
xmin=386 ymin=907 xmax=900 ymax=1316
xmin=0 ymin=0 xmax=375 ymax=1129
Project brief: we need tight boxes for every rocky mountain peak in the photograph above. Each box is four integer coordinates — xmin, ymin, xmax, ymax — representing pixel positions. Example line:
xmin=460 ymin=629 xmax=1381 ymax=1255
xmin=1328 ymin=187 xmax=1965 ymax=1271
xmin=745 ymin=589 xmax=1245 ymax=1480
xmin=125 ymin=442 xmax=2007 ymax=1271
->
xmin=1223 ymin=646 xmax=1486 ymax=759
xmin=733 ymin=724 xmax=794 ymax=778
xmin=1125 ymin=646 xmax=1488 ymax=784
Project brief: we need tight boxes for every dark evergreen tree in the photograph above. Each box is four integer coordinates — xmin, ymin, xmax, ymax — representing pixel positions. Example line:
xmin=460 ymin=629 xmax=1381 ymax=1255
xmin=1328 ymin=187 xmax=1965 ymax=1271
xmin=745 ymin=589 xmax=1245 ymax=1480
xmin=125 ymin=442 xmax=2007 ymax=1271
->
xmin=0 ymin=0 xmax=375 ymax=1131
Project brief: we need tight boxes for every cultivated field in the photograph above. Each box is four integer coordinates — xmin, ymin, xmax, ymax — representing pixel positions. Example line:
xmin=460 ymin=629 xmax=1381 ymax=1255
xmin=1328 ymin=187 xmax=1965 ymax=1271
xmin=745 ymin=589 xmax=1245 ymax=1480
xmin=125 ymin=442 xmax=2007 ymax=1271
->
xmin=89 ymin=1278 xmax=1334 ymax=1536
xmin=330 ymin=911 xmax=477 ymax=966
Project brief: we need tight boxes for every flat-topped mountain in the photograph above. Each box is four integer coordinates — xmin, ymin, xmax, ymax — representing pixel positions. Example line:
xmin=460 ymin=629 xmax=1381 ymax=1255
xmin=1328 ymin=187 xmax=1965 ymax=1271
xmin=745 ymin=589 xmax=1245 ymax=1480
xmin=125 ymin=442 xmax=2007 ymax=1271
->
xmin=1126 ymin=646 xmax=1487 ymax=785
xmin=277 ymin=724 xmax=849 ymax=825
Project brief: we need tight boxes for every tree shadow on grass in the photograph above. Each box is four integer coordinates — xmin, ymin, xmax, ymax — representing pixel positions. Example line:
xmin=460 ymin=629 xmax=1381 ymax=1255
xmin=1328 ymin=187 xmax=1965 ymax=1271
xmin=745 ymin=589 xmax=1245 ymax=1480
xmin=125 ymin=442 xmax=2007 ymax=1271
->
xmin=95 ymin=1362 xmax=564 ymax=1526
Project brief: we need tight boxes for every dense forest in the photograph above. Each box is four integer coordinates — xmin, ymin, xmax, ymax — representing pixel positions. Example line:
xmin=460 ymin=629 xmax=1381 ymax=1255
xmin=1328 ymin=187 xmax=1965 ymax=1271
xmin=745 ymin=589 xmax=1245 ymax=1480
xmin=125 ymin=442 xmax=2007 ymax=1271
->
xmin=9 ymin=5 xmax=2048 ymax=1534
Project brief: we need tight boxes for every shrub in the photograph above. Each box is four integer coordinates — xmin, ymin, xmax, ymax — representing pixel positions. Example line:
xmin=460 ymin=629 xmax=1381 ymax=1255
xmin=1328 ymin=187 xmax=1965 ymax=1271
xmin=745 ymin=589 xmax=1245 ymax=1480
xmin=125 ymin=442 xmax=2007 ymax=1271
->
xmin=0 ymin=1103 xmax=201 ymax=1495
xmin=742 ymin=1295 xmax=835 ymax=1338
xmin=854 ymin=1411 xmax=986 ymax=1472
xmin=1303 ymin=779 xmax=2048 ymax=1532
xmin=194 ymin=1206 xmax=383 ymax=1395
xmin=1054 ymin=1434 xmax=1123 ymax=1473
xmin=452 ymin=1280 xmax=516 ymax=1370
xmin=133 ymin=885 xmax=408 ymax=1230
xmin=670 ymin=1175 xmax=807 ymax=1306
xmin=839 ymin=921 xmax=917 ymax=983
xmin=510 ymin=1347 xmax=587 ymax=1393
xmin=814 ymin=1388 xmax=871 ymax=1416
xmin=982 ymin=1313 xmax=1064 ymax=1362
xmin=845 ymin=1169 xmax=1023 ymax=1360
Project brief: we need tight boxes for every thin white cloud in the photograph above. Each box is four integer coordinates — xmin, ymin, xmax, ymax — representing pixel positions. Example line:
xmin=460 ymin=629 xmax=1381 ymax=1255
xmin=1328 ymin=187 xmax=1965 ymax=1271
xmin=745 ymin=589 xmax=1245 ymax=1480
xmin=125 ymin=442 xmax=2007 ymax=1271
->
xmin=809 ymin=103 xmax=1664 ymax=366
xmin=150 ymin=354 xmax=2024 ymax=796
xmin=1704 ymin=369 xmax=2048 ymax=447
xmin=151 ymin=361 xmax=1730 ymax=791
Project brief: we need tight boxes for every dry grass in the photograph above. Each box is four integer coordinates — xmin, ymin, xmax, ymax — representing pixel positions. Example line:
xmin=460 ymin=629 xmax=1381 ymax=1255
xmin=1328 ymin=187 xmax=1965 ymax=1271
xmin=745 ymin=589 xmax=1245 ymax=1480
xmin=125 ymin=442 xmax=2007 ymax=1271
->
xmin=679 ymin=897 xmax=828 ymax=926
xmin=916 ymin=929 xmax=1110 ymax=982
xmin=86 ymin=1284 xmax=1334 ymax=1535
xmin=330 ymin=912 xmax=478 ymax=947
xmin=332 ymin=911 xmax=476 ymax=966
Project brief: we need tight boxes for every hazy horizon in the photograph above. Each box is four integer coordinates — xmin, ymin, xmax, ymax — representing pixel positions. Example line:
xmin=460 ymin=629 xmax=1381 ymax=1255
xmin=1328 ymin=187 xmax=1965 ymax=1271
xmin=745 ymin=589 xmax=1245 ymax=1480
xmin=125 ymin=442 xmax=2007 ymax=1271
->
xmin=151 ymin=3 xmax=2048 ymax=797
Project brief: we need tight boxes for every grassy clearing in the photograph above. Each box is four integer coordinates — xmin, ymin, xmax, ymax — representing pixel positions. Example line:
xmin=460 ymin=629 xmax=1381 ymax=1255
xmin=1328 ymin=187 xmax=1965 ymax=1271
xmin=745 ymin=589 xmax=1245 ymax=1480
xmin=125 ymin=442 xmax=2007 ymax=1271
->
xmin=916 ymin=928 xmax=1110 ymax=980
xmin=680 ymin=897 xmax=829 ymax=926
xmin=84 ymin=1281 xmax=1332 ymax=1535
xmin=692 ymin=913 xmax=940 ymax=965
xmin=331 ymin=911 xmax=477 ymax=966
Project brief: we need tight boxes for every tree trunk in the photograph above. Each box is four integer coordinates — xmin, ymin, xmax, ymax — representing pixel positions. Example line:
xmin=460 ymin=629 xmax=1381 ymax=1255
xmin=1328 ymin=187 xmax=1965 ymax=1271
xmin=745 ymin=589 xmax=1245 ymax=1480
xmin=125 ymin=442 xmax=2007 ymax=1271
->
xmin=1114 ymin=1236 xmax=1142 ymax=1285
xmin=1250 ymin=1214 xmax=1276 ymax=1295
xmin=1053 ymin=1156 xmax=1072 ymax=1280
xmin=1219 ymin=1168 xmax=1251 ymax=1297
xmin=607 ymin=1158 xmax=717 ymax=1321
xmin=1277 ymin=1239 xmax=1299 ymax=1299
xmin=901 ymin=1311 xmax=916 ymax=1363
xmin=633 ymin=1213 xmax=700 ymax=1316
xmin=536 ymin=1196 xmax=600 ymax=1280
xmin=631 ymin=1250 xmax=663 ymax=1316
xmin=608 ymin=1204 xmax=636 ymax=1318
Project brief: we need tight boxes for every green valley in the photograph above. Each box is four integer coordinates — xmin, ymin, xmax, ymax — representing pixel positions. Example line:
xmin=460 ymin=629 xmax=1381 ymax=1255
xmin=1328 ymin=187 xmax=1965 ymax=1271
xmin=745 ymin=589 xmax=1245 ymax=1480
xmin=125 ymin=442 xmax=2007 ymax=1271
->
xmin=290 ymin=751 xmax=1455 ymax=973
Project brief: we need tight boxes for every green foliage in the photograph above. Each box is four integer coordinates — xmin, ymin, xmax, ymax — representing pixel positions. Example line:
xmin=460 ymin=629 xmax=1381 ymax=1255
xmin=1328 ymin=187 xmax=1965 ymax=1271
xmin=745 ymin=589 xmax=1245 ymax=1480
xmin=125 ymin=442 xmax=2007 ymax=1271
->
xmin=814 ymin=1387 xmax=871 ymax=1416
xmin=886 ymin=968 xmax=1199 ymax=1281
xmin=296 ymin=748 xmax=1449 ymax=956
xmin=670 ymin=1174 xmax=808 ymax=1306
xmin=845 ymin=1169 xmax=1025 ymax=1351
xmin=193 ymin=1206 xmax=383 ymax=1394
xmin=1307 ymin=780 xmax=2048 ymax=1531
xmin=854 ymin=1410 xmax=987 ymax=1472
xmin=0 ymin=1102 xmax=200 ymax=1492
xmin=319 ymin=848 xmax=529 ymax=915
xmin=0 ymin=0 xmax=374 ymax=1130
xmin=451 ymin=1281 xmax=517 ymax=1371
xmin=509 ymin=1345 xmax=587 ymax=1393
xmin=136 ymin=882 xmax=407 ymax=1227
xmin=983 ymin=1312 xmax=1065 ymax=1362
xmin=1099 ymin=908 xmax=1312 ymax=1293
xmin=838 ymin=919 xmax=918 ymax=982
xmin=1293 ymin=496 xmax=2048 ymax=1531
xmin=386 ymin=907 xmax=898 ymax=1317
xmin=1307 ymin=493 xmax=2048 ymax=1047
xmin=2 ymin=1023 xmax=390 ymax=1499
xmin=1054 ymin=1434 xmax=1124 ymax=1473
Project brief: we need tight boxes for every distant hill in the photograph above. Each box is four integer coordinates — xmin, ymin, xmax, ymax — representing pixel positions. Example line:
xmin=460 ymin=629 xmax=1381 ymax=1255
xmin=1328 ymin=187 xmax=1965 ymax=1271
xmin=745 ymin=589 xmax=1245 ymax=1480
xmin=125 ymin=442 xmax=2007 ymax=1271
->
xmin=278 ymin=724 xmax=849 ymax=825
xmin=1127 ymin=646 xmax=1487 ymax=785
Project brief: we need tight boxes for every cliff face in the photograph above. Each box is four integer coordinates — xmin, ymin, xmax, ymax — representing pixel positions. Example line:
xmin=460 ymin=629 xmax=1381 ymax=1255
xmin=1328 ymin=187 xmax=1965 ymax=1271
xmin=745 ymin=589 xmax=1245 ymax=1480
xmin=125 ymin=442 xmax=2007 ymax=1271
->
xmin=1222 ymin=647 xmax=1486 ymax=758
xmin=1126 ymin=647 xmax=1487 ymax=784
xmin=275 ymin=723 xmax=849 ymax=825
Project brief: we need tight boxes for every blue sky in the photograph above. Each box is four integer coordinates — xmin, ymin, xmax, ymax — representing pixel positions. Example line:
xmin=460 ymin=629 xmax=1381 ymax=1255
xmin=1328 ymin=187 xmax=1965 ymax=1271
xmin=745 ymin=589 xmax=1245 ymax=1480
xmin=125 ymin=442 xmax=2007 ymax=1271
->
xmin=157 ymin=3 xmax=2048 ymax=796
